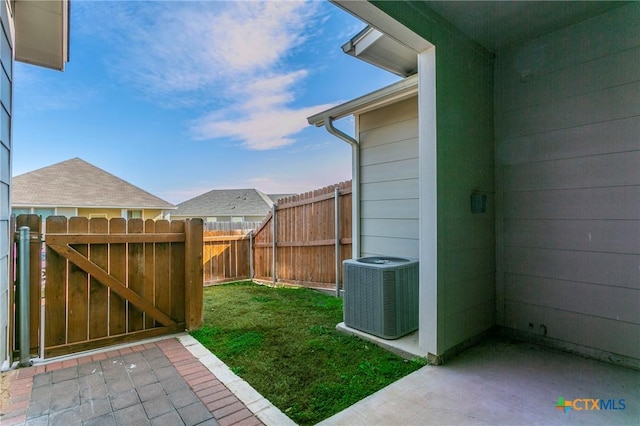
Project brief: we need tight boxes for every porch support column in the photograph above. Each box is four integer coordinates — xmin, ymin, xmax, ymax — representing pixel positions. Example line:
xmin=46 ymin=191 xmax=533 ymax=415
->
xmin=418 ymin=47 xmax=438 ymax=359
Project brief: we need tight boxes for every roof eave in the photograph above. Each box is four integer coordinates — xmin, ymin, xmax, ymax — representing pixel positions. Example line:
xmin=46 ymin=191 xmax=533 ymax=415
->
xmin=12 ymin=203 xmax=177 ymax=210
xmin=342 ymin=25 xmax=417 ymax=77
xmin=14 ymin=0 xmax=70 ymax=71
xmin=307 ymin=74 xmax=418 ymax=126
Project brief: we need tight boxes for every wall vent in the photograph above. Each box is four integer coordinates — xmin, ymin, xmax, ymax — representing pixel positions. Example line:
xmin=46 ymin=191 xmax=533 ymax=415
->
xmin=343 ymin=257 xmax=419 ymax=339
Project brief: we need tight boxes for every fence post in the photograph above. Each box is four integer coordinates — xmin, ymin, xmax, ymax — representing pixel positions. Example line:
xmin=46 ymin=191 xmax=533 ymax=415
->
xmin=17 ymin=226 xmax=31 ymax=367
xmin=272 ymin=204 xmax=277 ymax=285
xmin=184 ymin=219 xmax=203 ymax=331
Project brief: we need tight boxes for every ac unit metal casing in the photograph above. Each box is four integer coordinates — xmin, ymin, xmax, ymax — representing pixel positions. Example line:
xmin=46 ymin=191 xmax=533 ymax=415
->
xmin=343 ymin=256 xmax=419 ymax=339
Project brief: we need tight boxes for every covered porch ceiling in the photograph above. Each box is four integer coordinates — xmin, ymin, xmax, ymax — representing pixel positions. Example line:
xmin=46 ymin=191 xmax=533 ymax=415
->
xmin=338 ymin=1 xmax=629 ymax=76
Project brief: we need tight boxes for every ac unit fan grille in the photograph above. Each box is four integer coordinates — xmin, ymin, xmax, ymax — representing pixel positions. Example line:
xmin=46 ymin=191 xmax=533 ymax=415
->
xmin=343 ymin=258 xmax=418 ymax=339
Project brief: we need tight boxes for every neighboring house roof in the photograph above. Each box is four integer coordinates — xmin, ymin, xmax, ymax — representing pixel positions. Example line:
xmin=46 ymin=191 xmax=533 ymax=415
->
xmin=12 ymin=158 xmax=175 ymax=209
xmin=173 ymin=189 xmax=294 ymax=217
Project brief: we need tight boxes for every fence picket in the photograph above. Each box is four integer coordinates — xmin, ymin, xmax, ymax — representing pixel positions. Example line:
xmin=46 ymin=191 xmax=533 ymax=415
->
xmin=45 ymin=217 xmax=67 ymax=348
xmin=109 ymin=218 xmax=127 ymax=335
xmin=67 ymin=217 xmax=89 ymax=344
xmin=144 ymin=219 xmax=156 ymax=329
xmin=170 ymin=221 xmax=185 ymax=322
xmin=89 ymin=218 xmax=109 ymax=339
xmin=127 ymin=219 xmax=144 ymax=332
xmin=154 ymin=220 xmax=171 ymax=328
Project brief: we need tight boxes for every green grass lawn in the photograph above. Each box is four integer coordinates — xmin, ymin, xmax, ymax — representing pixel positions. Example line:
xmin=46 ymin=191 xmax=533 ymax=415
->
xmin=191 ymin=281 xmax=426 ymax=425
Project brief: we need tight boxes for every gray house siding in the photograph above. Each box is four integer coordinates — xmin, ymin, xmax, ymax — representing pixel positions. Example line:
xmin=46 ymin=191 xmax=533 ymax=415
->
xmin=371 ymin=1 xmax=497 ymax=356
xmin=435 ymin=33 xmax=495 ymax=353
xmin=495 ymin=3 xmax=640 ymax=364
xmin=358 ymin=96 xmax=419 ymax=259
xmin=0 ymin=1 xmax=11 ymax=369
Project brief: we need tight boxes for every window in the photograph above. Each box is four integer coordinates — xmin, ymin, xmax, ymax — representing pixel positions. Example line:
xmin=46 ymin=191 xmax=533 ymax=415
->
xmin=34 ymin=208 xmax=54 ymax=219
xmin=230 ymin=216 xmax=243 ymax=223
xmin=206 ymin=217 xmax=217 ymax=222
xmin=127 ymin=210 xmax=142 ymax=219
xmin=12 ymin=208 xmax=29 ymax=216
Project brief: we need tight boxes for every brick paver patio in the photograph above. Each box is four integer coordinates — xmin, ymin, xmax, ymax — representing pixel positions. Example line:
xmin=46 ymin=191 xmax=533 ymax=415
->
xmin=0 ymin=338 xmax=263 ymax=426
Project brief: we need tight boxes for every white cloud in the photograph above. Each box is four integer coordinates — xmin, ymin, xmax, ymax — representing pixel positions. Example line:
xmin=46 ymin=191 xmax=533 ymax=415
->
xmin=81 ymin=0 xmax=332 ymax=151
xmin=190 ymin=68 xmax=336 ymax=150
xmin=190 ymin=101 xmax=336 ymax=150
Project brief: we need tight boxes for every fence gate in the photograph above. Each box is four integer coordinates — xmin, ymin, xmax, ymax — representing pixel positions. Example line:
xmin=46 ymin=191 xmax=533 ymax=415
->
xmin=13 ymin=215 xmax=203 ymax=360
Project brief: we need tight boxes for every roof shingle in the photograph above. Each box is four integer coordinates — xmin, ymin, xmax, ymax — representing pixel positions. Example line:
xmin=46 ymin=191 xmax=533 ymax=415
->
xmin=12 ymin=158 xmax=175 ymax=209
xmin=173 ymin=189 xmax=294 ymax=217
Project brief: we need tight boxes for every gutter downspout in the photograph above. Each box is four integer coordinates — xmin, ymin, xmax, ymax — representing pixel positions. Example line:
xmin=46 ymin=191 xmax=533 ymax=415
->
xmin=323 ymin=117 xmax=359 ymax=259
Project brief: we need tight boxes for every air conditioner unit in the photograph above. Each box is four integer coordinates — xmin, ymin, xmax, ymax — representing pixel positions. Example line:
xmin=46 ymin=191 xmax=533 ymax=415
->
xmin=343 ymin=256 xmax=419 ymax=339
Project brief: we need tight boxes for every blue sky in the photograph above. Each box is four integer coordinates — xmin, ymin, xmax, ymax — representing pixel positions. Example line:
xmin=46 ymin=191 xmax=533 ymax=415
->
xmin=13 ymin=0 xmax=399 ymax=204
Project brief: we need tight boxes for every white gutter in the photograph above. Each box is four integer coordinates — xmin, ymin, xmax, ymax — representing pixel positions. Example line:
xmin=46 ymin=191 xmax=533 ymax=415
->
xmin=307 ymin=74 xmax=418 ymax=126
xmin=324 ymin=117 xmax=360 ymax=259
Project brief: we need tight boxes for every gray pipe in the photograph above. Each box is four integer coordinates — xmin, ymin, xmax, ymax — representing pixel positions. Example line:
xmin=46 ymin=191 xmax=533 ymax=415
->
xmin=335 ymin=186 xmax=340 ymax=297
xmin=17 ymin=226 xmax=31 ymax=367
xmin=249 ymin=231 xmax=254 ymax=279
xmin=324 ymin=117 xmax=360 ymax=258
xmin=272 ymin=204 xmax=277 ymax=285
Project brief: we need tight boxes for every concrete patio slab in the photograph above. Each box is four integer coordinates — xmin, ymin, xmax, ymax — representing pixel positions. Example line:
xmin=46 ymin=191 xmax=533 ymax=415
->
xmin=318 ymin=336 xmax=639 ymax=425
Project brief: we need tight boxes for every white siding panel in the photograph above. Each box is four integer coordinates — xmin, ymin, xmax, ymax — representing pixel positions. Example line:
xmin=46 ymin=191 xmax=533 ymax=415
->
xmin=502 ymin=81 xmax=640 ymax=140
xmin=505 ymin=274 xmax=640 ymax=324
xmin=498 ymin=116 xmax=640 ymax=166
xmin=360 ymin=158 xmax=419 ymax=184
xmin=361 ymin=218 xmax=418 ymax=240
xmin=444 ymin=273 xmax=495 ymax=313
xmin=56 ymin=207 xmax=76 ymax=218
xmin=361 ymin=199 xmax=419 ymax=220
xmin=360 ymin=179 xmax=419 ymax=201
xmin=360 ymin=137 xmax=418 ymax=166
xmin=497 ymin=46 xmax=640 ymax=112
xmin=442 ymin=248 xmax=495 ymax=283
xmin=359 ymin=96 xmax=418 ymax=132
xmin=360 ymin=236 xmax=419 ymax=259
xmin=504 ymin=247 xmax=640 ymax=290
xmin=495 ymin=5 xmax=640 ymax=81
xmin=0 ymin=2 xmax=11 ymax=369
xmin=496 ymin=2 xmax=640 ymax=362
xmin=442 ymin=303 xmax=495 ymax=351
xmin=358 ymin=95 xmax=419 ymax=260
xmin=502 ymin=151 xmax=640 ymax=191
xmin=504 ymin=301 xmax=639 ymax=359
xmin=504 ymin=219 xmax=640 ymax=254
xmin=504 ymin=187 xmax=640 ymax=220
xmin=360 ymin=118 xmax=418 ymax=149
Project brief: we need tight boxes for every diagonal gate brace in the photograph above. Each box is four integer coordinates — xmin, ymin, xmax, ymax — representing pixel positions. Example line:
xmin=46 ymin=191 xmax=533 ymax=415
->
xmin=48 ymin=243 xmax=176 ymax=327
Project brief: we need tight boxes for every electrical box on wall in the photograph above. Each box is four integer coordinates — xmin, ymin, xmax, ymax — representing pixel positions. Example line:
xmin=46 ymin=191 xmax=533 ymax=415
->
xmin=471 ymin=193 xmax=487 ymax=214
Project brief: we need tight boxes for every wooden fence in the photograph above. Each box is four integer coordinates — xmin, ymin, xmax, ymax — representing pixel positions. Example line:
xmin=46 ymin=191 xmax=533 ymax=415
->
xmin=11 ymin=215 xmax=203 ymax=359
xmin=202 ymin=181 xmax=352 ymax=289
xmin=253 ymin=181 xmax=352 ymax=290
xmin=203 ymin=230 xmax=251 ymax=285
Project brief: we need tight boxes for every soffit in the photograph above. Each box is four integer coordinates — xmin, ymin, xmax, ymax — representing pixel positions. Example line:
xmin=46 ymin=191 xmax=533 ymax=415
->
xmin=14 ymin=0 xmax=69 ymax=71
xmin=423 ymin=1 xmax=629 ymax=51
xmin=336 ymin=1 xmax=629 ymax=59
